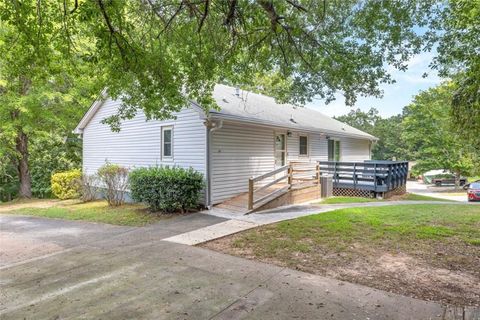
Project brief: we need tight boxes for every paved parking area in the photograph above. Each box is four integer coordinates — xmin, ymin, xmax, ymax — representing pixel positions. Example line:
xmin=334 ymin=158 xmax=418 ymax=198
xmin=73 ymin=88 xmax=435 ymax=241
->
xmin=0 ymin=214 xmax=476 ymax=320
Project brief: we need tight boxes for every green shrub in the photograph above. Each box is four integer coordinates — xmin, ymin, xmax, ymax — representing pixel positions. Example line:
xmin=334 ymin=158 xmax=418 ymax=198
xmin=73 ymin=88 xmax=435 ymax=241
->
xmin=51 ymin=169 xmax=82 ymax=200
xmin=97 ymin=163 xmax=129 ymax=206
xmin=129 ymin=166 xmax=204 ymax=213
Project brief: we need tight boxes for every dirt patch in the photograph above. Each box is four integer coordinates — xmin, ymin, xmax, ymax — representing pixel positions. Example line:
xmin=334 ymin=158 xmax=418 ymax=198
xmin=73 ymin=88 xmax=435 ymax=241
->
xmin=202 ymin=236 xmax=480 ymax=307
xmin=0 ymin=199 xmax=61 ymax=213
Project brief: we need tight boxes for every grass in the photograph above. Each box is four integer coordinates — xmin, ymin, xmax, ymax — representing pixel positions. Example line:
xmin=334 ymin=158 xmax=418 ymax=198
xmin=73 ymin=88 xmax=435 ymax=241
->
xmin=319 ymin=196 xmax=380 ymax=204
xmin=318 ymin=193 xmax=448 ymax=204
xmin=399 ymin=193 xmax=450 ymax=201
xmin=230 ymin=205 xmax=480 ymax=254
xmin=468 ymin=176 xmax=480 ymax=182
xmin=203 ymin=204 xmax=480 ymax=305
xmin=3 ymin=200 xmax=171 ymax=226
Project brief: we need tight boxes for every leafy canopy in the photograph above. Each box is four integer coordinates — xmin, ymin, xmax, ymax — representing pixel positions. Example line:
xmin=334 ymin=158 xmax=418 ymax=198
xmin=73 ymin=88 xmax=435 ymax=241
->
xmin=335 ymin=108 xmax=409 ymax=161
xmin=402 ymin=84 xmax=478 ymax=178
xmin=434 ymin=0 xmax=480 ymax=145
xmin=2 ymin=0 xmax=441 ymax=129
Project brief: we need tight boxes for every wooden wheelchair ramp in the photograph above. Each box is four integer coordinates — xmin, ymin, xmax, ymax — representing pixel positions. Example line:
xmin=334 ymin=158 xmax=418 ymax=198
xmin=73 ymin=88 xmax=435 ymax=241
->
xmin=216 ymin=162 xmax=322 ymax=214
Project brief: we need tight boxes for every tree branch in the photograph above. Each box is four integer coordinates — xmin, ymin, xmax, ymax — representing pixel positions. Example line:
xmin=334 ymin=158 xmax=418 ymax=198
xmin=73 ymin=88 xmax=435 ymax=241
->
xmin=286 ymin=0 xmax=307 ymax=12
xmin=224 ymin=0 xmax=237 ymax=26
xmin=257 ymin=0 xmax=284 ymax=31
xmin=197 ymin=0 xmax=209 ymax=32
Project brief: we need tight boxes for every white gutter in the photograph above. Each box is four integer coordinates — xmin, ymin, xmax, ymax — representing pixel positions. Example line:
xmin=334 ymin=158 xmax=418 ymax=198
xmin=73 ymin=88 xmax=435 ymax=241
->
xmin=204 ymin=118 xmax=223 ymax=208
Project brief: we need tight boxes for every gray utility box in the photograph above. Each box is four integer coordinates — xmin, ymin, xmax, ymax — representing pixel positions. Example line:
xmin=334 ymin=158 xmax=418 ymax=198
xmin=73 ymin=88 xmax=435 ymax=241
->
xmin=320 ymin=176 xmax=333 ymax=198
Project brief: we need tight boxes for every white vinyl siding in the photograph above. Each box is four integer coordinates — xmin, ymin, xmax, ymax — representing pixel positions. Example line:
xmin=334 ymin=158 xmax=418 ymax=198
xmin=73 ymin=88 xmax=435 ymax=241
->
xmin=340 ymin=137 xmax=371 ymax=161
xmin=286 ymin=131 xmax=328 ymax=162
xmin=210 ymin=121 xmax=275 ymax=204
xmin=210 ymin=125 xmax=371 ymax=204
xmin=82 ymin=98 xmax=206 ymax=179
xmin=82 ymin=99 xmax=371 ymax=205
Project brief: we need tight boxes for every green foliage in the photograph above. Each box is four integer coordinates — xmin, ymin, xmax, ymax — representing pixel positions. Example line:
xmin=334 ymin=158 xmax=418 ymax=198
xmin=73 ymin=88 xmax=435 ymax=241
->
xmin=129 ymin=166 xmax=204 ymax=213
xmin=2 ymin=0 xmax=442 ymax=131
xmin=335 ymin=108 xmax=409 ymax=160
xmin=435 ymin=0 xmax=480 ymax=146
xmin=97 ymin=163 xmax=129 ymax=206
xmin=402 ymin=84 xmax=478 ymax=184
xmin=29 ymin=134 xmax=82 ymax=198
xmin=0 ymin=158 xmax=18 ymax=202
xmin=51 ymin=169 xmax=82 ymax=200
xmin=0 ymin=2 xmax=99 ymax=197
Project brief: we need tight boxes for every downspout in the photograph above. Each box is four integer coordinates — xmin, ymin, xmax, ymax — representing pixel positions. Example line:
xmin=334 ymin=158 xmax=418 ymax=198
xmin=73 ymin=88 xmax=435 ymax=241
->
xmin=204 ymin=118 xmax=223 ymax=209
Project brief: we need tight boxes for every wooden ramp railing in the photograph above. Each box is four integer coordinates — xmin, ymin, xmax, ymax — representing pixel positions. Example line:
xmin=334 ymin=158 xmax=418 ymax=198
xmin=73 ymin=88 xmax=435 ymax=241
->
xmin=248 ymin=162 xmax=320 ymax=210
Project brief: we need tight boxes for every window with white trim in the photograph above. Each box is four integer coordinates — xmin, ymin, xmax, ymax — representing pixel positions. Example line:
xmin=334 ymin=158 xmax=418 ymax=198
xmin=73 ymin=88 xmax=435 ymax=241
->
xmin=299 ymin=135 xmax=308 ymax=156
xmin=162 ymin=126 xmax=173 ymax=159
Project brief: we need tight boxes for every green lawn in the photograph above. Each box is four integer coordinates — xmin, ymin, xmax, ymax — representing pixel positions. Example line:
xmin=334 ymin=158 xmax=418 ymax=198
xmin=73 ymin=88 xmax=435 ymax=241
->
xmin=3 ymin=200 xmax=172 ymax=226
xmin=399 ymin=193 xmax=450 ymax=201
xmin=228 ymin=204 xmax=480 ymax=254
xmin=318 ymin=193 xmax=448 ymax=204
xmin=319 ymin=196 xmax=380 ymax=204
xmin=203 ymin=204 xmax=480 ymax=305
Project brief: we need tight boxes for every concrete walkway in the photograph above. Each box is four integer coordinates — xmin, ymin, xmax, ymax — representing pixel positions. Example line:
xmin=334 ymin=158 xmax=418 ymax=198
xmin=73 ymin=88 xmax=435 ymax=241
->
xmin=164 ymin=200 xmax=473 ymax=245
xmin=1 ymin=213 xmax=477 ymax=319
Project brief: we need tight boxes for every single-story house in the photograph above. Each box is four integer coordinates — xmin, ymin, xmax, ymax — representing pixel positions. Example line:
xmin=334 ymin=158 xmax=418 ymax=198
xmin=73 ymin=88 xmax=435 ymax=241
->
xmin=74 ymin=84 xmax=377 ymax=207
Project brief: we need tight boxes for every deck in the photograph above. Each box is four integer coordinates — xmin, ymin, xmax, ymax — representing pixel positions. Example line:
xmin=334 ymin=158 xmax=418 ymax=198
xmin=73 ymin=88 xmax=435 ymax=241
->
xmin=318 ymin=160 xmax=409 ymax=194
xmin=215 ymin=160 xmax=409 ymax=214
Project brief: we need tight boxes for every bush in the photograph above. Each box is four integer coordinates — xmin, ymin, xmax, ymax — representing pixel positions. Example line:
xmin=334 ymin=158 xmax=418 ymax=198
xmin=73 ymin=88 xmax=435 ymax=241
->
xmin=30 ymin=133 xmax=82 ymax=198
xmin=97 ymin=163 xmax=129 ymax=206
xmin=78 ymin=174 xmax=100 ymax=202
xmin=51 ymin=169 xmax=82 ymax=200
xmin=129 ymin=166 xmax=204 ymax=213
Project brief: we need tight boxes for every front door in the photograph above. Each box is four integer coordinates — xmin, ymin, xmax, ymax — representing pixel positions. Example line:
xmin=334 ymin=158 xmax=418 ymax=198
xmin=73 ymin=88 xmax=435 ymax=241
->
xmin=275 ymin=133 xmax=286 ymax=167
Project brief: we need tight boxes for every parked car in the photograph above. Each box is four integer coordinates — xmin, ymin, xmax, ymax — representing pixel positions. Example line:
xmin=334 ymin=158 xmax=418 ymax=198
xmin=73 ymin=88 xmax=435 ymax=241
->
xmin=467 ymin=182 xmax=480 ymax=202
xmin=431 ymin=174 xmax=467 ymax=186
xmin=464 ymin=179 xmax=480 ymax=190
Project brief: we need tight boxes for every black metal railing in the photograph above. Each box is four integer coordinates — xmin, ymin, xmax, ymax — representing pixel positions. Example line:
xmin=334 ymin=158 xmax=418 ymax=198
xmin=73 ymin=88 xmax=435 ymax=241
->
xmin=317 ymin=160 xmax=408 ymax=193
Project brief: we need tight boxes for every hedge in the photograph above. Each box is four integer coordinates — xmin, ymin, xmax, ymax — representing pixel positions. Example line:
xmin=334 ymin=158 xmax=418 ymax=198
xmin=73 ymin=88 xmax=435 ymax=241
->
xmin=129 ymin=166 xmax=204 ymax=212
xmin=51 ymin=169 xmax=82 ymax=200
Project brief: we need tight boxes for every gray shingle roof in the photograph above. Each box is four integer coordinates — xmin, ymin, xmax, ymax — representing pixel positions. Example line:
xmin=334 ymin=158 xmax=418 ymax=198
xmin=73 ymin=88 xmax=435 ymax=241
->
xmin=210 ymin=84 xmax=377 ymax=140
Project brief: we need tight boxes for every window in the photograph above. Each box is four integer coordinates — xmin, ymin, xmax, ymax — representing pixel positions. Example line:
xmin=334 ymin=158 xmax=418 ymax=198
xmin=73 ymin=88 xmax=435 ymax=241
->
xmin=334 ymin=140 xmax=341 ymax=161
xmin=162 ymin=126 xmax=173 ymax=159
xmin=299 ymin=136 xmax=308 ymax=156
xmin=328 ymin=139 xmax=341 ymax=161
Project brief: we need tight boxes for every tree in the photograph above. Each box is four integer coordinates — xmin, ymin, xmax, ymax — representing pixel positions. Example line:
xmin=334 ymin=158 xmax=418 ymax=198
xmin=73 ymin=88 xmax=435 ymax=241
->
xmin=0 ymin=5 xmax=97 ymax=197
xmin=434 ymin=0 xmax=480 ymax=147
xmin=335 ymin=108 xmax=380 ymax=137
xmin=402 ymin=84 xmax=478 ymax=188
xmin=335 ymin=108 xmax=409 ymax=161
xmin=2 ymin=0 xmax=441 ymax=131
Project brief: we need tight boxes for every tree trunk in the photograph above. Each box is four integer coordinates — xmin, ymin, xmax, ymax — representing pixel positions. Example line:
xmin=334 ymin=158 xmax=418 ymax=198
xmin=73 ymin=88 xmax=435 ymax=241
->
xmin=16 ymin=130 xmax=32 ymax=198
xmin=454 ymin=171 xmax=461 ymax=190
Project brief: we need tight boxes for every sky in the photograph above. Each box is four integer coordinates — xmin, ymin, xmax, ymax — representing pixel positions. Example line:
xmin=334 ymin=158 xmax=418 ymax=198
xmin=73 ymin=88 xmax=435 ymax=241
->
xmin=306 ymin=50 xmax=443 ymax=118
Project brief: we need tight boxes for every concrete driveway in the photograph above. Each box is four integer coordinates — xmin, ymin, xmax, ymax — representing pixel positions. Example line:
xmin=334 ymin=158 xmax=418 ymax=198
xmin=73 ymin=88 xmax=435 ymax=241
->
xmin=0 ymin=214 xmax=475 ymax=320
